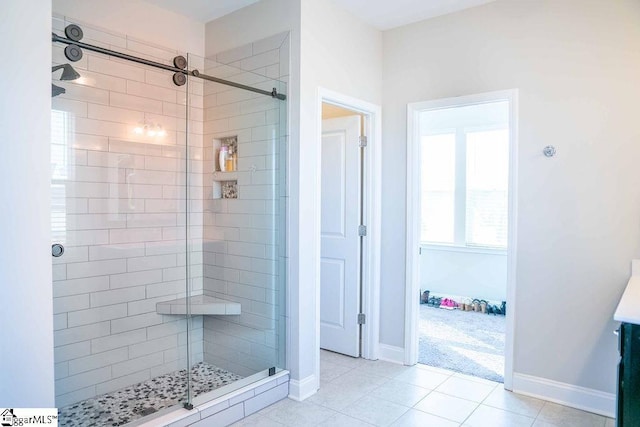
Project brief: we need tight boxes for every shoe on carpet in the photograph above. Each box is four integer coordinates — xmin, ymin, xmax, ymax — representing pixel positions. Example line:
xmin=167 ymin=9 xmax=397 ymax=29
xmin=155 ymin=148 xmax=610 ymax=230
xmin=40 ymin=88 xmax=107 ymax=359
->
xmin=420 ymin=290 xmax=430 ymax=304
xmin=480 ymin=300 xmax=488 ymax=314
xmin=440 ymin=298 xmax=457 ymax=310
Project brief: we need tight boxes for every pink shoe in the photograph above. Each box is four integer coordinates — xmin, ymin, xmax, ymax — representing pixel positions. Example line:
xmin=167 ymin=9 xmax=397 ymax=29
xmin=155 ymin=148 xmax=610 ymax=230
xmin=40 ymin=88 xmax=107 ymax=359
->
xmin=440 ymin=298 xmax=455 ymax=310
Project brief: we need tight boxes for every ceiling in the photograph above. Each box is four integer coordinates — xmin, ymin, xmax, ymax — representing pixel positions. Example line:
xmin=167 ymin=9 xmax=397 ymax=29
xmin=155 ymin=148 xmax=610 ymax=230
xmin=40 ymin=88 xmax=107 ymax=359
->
xmin=143 ymin=0 xmax=260 ymax=24
xmin=334 ymin=0 xmax=497 ymax=30
xmin=143 ymin=0 xmax=496 ymax=30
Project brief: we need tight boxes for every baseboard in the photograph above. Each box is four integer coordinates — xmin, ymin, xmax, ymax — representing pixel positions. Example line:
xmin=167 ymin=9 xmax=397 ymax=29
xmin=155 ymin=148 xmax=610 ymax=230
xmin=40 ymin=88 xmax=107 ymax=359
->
xmin=288 ymin=374 xmax=317 ymax=401
xmin=512 ymin=372 xmax=615 ymax=418
xmin=378 ymin=343 xmax=405 ymax=365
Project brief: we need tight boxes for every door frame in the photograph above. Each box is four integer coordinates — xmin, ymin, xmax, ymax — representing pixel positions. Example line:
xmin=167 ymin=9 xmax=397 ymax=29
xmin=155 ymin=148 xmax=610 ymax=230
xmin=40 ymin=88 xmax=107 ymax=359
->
xmin=316 ymin=88 xmax=382 ymax=365
xmin=404 ymin=89 xmax=519 ymax=390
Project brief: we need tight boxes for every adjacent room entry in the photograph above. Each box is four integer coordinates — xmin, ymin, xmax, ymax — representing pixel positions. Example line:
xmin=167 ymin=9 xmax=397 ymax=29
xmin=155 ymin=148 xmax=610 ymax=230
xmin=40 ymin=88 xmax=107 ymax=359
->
xmin=316 ymin=92 xmax=382 ymax=371
xmin=406 ymin=90 xmax=518 ymax=387
xmin=320 ymin=105 xmax=363 ymax=357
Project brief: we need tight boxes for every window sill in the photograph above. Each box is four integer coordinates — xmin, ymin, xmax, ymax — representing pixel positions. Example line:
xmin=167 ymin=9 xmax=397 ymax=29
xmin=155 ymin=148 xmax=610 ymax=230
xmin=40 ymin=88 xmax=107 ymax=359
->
xmin=419 ymin=243 xmax=507 ymax=256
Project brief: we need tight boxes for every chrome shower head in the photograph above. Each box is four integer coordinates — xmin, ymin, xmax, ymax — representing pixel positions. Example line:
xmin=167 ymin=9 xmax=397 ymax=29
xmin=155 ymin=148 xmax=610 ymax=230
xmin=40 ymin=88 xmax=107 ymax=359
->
xmin=52 ymin=84 xmax=66 ymax=97
xmin=52 ymin=64 xmax=81 ymax=81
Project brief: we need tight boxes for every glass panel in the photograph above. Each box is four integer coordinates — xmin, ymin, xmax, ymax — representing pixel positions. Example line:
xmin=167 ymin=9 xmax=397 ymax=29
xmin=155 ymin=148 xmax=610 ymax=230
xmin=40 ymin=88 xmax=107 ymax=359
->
xmin=187 ymin=51 xmax=288 ymax=405
xmin=466 ymin=129 xmax=509 ymax=248
xmin=420 ymin=133 xmax=456 ymax=244
xmin=51 ymin=16 xmax=191 ymax=425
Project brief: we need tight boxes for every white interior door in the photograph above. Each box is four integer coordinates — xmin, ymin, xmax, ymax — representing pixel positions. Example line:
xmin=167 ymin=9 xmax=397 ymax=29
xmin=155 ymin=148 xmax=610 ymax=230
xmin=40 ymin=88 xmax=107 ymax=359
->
xmin=320 ymin=115 xmax=361 ymax=357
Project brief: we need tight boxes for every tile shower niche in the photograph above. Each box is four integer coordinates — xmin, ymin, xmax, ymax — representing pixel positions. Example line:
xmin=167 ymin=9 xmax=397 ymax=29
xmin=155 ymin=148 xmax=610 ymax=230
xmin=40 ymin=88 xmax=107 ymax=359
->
xmin=212 ymin=136 xmax=238 ymax=199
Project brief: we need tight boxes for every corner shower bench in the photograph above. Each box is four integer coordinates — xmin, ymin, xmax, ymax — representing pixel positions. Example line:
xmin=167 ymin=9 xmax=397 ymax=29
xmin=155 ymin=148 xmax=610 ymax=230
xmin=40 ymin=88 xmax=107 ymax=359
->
xmin=156 ymin=294 xmax=241 ymax=315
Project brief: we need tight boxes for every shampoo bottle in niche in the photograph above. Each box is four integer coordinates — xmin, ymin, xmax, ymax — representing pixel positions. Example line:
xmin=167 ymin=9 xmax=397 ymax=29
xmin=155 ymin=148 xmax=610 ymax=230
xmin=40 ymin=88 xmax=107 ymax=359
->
xmin=226 ymin=147 xmax=235 ymax=171
xmin=219 ymin=146 xmax=228 ymax=172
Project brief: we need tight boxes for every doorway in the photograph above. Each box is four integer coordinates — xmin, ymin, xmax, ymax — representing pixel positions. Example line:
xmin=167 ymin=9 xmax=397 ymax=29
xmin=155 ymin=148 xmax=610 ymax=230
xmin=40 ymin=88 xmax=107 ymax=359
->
xmin=317 ymin=90 xmax=382 ymax=364
xmin=405 ymin=90 xmax=518 ymax=389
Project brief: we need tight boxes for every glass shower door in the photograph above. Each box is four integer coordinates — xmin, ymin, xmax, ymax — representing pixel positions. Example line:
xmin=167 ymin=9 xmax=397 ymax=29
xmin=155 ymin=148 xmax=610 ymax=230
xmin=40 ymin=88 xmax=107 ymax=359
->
xmin=187 ymin=52 xmax=288 ymax=404
xmin=51 ymin=16 xmax=193 ymax=425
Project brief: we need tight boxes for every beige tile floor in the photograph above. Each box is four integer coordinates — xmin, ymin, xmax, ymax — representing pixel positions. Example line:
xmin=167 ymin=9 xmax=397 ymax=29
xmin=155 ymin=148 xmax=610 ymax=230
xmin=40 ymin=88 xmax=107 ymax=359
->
xmin=232 ymin=350 xmax=615 ymax=427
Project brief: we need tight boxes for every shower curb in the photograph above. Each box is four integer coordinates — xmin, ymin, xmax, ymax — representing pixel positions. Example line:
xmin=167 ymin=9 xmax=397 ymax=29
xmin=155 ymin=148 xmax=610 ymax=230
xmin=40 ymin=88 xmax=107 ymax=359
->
xmin=133 ymin=371 xmax=289 ymax=427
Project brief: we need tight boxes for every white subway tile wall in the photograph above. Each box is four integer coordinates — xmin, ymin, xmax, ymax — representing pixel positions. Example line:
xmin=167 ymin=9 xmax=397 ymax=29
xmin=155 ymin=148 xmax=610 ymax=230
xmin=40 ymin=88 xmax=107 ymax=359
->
xmin=201 ymin=34 xmax=288 ymax=378
xmin=52 ymin=14 xmax=289 ymax=413
xmin=52 ymin=16 xmax=204 ymax=407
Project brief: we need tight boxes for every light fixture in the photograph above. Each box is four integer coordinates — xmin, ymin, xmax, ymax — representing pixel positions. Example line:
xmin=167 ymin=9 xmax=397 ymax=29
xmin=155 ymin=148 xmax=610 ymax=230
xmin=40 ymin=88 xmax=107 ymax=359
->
xmin=133 ymin=120 xmax=166 ymax=138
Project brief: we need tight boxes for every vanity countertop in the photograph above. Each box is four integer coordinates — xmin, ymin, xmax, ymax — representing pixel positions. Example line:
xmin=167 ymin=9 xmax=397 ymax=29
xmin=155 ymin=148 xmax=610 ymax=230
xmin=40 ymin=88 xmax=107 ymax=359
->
xmin=614 ymin=260 xmax=640 ymax=325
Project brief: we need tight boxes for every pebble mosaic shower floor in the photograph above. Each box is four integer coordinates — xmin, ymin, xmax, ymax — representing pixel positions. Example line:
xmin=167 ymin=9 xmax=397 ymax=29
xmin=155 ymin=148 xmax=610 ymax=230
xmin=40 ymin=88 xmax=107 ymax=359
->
xmin=58 ymin=362 xmax=242 ymax=427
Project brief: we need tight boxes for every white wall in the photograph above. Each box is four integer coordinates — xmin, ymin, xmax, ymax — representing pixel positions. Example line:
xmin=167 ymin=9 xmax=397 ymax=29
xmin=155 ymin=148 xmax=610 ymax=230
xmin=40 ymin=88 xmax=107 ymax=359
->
xmin=0 ymin=1 xmax=55 ymax=407
xmin=421 ymin=249 xmax=507 ymax=302
xmin=382 ymin=0 xmax=640 ymax=395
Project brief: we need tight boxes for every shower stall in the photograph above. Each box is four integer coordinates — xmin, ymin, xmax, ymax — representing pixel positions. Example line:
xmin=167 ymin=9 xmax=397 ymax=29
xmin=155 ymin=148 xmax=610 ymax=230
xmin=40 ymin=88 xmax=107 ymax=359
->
xmin=51 ymin=16 xmax=288 ymax=426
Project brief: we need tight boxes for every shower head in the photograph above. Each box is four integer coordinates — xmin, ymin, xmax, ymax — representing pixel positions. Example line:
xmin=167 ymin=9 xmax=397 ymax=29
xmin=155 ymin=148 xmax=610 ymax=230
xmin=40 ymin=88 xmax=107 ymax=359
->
xmin=52 ymin=64 xmax=81 ymax=81
xmin=52 ymin=84 xmax=66 ymax=97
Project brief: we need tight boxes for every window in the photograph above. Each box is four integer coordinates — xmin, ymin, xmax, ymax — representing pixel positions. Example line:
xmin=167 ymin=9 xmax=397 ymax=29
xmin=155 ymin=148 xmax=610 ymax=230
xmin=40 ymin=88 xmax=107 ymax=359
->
xmin=419 ymin=101 xmax=509 ymax=249
xmin=51 ymin=109 xmax=72 ymax=243
xmin=466 ymin=130 xmax=509 ymax=248
xmin=421 ymin=133 xmax=455 ymax=243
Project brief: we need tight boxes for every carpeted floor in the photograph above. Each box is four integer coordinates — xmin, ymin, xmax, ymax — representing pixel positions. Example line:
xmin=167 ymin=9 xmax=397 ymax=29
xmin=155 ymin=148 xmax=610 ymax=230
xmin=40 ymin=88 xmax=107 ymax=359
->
xmin=418 ymin=304 xmax=505 ymax=383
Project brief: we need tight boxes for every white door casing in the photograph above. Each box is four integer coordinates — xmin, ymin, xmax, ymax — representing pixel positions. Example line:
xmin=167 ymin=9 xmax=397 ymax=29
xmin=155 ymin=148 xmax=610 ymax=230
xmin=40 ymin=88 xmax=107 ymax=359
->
xmin=304 ymin=88 xmax=381 ymax=402
xmin=320 ymin=115 xmax=361 ymax=357
xmin=405 ymin=89 xmax=518 ymax=389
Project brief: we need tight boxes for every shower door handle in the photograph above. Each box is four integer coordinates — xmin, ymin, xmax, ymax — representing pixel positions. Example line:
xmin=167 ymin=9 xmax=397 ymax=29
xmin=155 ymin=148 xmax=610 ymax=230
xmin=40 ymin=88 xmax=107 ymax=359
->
xmin=52 ymin=243 xmax=65 ymax=257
